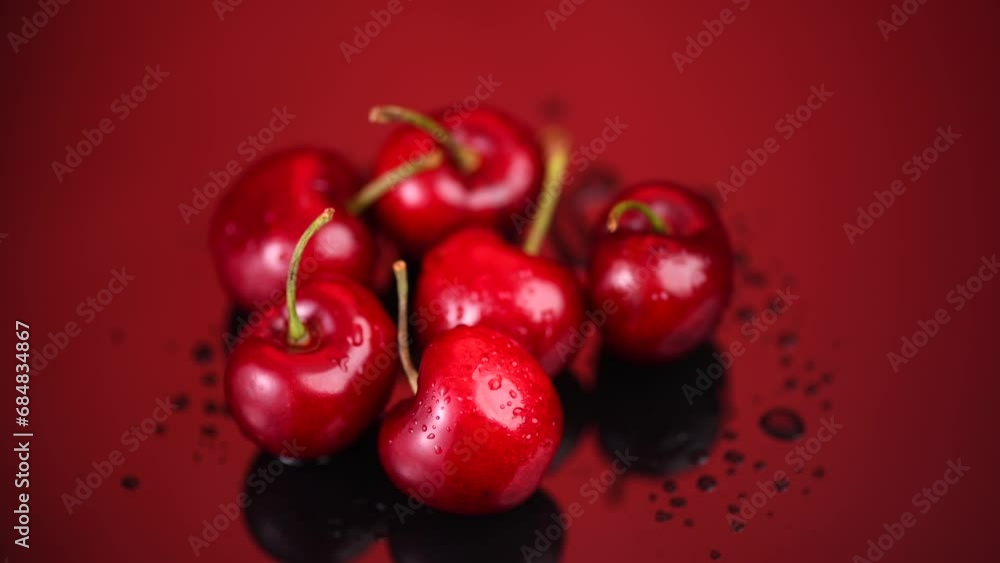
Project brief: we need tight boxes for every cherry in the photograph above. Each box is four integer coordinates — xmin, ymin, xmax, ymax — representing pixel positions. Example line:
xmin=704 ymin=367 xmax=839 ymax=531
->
xmin=413 ymin=131 xmax=585 ymax=375
xmin=211 ymin=147 xmax=440 ymax=309
xmin=588 ymin=185 xmax=733 ymax=363
xmin=378 ymin=262 xmax=563 ymax=514
xmin=368 ymin=105 xmax=544 ymax=256
xmin=225 ymin=209 xmax=398 ymax=460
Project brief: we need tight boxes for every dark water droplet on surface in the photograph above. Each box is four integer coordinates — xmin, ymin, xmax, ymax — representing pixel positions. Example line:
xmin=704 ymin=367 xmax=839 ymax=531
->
xmin=663 ymin=480 xmax=677 ymax=493
xmin=688 ymin=448 xmax=709 ymax=466
xmin=729 ymin=519 xmax=745 ymax=533
xmin=154 ymin=423 xmax=166 ymax=436
xmin=204 ymin=400 xmax=220 ymax=415
xmin=784 ymin=377 xmax=798 ymax=390
xmin=766 ymin=511 xmax=774 ymax=518
xmin=726 ymin=467 xmax=736 ymax=476
xmin=201 ymin=372 xmax=218 ymax=387
xmin=821 ymin=399 xmax=832 ymax=411
xmin=721 ymin=429 xmax=738 ymax=441
xmin=727 ymin=503 xmax=740 ymax=514
xmin=193 ymin=342 xmax=214 ymax=364
xmin=710 ymin=550 xmax=722 ymax=560
xmin=655 ymin=510 xmax=672 ymax=522
xmin=804 ymin=360 xmax=816 ymax=372
xmin=821 ymin=372 xmax=833 ymax=384
xmin=802 ymin=487 xmax=811 ymax=496
xmin=683 ymin=518 xmax=694 ymax=527
xmin=779 ymin=355 xmax=793 ymax=367
xmin=200 ymin=424 xmax=218 ymax=438
xmin=733 ymin=251 xmax=748 ymax=267
xmin=696 ymin=475 xmax=717 ymax=492
xmin=804 ymin=383 xmax=819 ymax=396
xmin=775 ymin=476 xmax=790 ymax=492
xmin=777 ymin=332 xmax=798 ymax=350
xmin=723 ymin=450 xmax=744 ymax=464
xmin=172 ymin=393 xmax=190 ymax=412
xmin=539 ymin=97 xmax=568 ymax=121
xmin=812 ymin=467 xmax=826 ymax=479
xmin=743 ymin=271 xmax=767 ymax=287
xmin=735 ymin=307 xmax=754 ymax=322
xmin=669 ymin=497 xmax=686 ymax=508
xmin=121 ymin=476 xmax=139 ymax=490
xmin=760 ymin=408 xmax=805 ymax=441
xmin=648 ymin=492 xmax=657 ymax=502
xmin=752 ymin=460 xmax=766 ymax=472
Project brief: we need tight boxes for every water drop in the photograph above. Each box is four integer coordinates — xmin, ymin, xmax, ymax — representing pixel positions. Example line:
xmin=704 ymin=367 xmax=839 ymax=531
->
xmin=434 ymin=445 xmax=442 ymax=455
xmin=696 ymin=475 xmax=717 ymax=492
xmin=427 ymin=433 xmax=435 ymax=440
xmin=488 ymin=378 xmax=502 ymax=390
xmin=421 ymin=425 xmax=427 ymax=432
xmin=759 ymin=408 xmax=805 ymax=441
xmin=654 ymin=510 xmax=672 ymax=522
xmin=509 ymin=390 xmax=517 ymax=398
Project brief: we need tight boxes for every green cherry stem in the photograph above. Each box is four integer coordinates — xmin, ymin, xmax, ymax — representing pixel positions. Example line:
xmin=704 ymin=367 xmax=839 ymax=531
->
xmin=606 ymin=200 xmax=670 ymax=235
xmin=346 ymin=150 xmax=444 ymax=215
xmin=286 ymin=208 xmax=335 ymax=346
xmin=522 ymin=128 xmax=571 ymax=256
xmin=369 ymin=105 xmax=481 ymax=174
xmin=393 ymin=260 xmax=420 ymax=394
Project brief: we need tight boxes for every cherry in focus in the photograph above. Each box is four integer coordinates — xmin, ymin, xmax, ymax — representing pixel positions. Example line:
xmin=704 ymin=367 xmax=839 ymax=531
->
xmin=225 ymin=209 xmax=398 ymax=460
xmin=378 ymin=262 xmax=563 ymax=515
xmin=414 ymin=132 xmax=585 ymax=375
xmin=368 ymin=105 xmax=544 ymax=256
xmin=588 ymin=184 xmax=733 ymax=362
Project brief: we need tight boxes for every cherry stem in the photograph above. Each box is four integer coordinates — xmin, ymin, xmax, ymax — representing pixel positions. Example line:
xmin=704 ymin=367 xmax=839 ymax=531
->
xmin=286 ymin=208 xmax=335 ymax=346
xmin=393 ymin=260 xmax=420 ymax=394
xmin=606 ymin=200 xmax=670 ymax=235
xmin=346 ymin=150 xmax=444 ymax=215
xmin=369 ymin=105 xmax=481 ymax=174
xmin=522 ymin=128 xmax=571 ymax=256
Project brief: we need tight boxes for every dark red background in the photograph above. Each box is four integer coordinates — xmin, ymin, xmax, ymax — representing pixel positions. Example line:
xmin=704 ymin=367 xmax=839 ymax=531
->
xmin=1 ymin=0 xmax=998 ymax=561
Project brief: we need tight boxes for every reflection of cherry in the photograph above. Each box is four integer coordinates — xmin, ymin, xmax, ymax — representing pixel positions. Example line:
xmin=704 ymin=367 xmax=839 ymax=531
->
xmin=241 ymin=431 xmax=398 ymax=563
xmin=413 ymin=132 xmax=585 ymax=375
xmin=595 ymin=344 xmax=726 ymax=475
xmin=368 ymin=105 xmax=543 ymax=256
xmin=211 ymin=147 xmax=439 ymax=309
xmin=589 ymin=192 xmax=733 ymax=362
xmin=225 ymin=210 xmax=397 ymax=459
xmin=388 ymin=491 xmax=564 ymax=563
xmin=378 ymin=262 xmax=563 ymax=514
xmin=548 ymin=371 xmax=593 ymax=472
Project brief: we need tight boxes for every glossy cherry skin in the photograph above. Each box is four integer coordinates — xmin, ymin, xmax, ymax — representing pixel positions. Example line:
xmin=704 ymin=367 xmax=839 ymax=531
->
xmin=225 ymin=279 xmax=396 ymax=459
xmin=415 ymin=228 xmax=585 ymax=375
xmin=588 ymin=183 xmax=733 ymax=363
xmin=371 ymin=107 xmax=543 ymax=256
xmin=378 ymin=326 xmax=563 ymax=515
xmin=210 ymin=148 xmax=375 ymax=309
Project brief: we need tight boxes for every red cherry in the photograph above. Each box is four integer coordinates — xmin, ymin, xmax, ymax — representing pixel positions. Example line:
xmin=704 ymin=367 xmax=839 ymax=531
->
xmin=368 ymin=105 xmax=544 ymax=256
xmin=211 ymin=147 xmax=440 ymax=309
xmin=225 ymin=209 xmax=398 ymax=459
xmin=413 ymin=132 xmax=585 ymax=374
xmin=378 ymin=262 xmax=563 ymax=515
xmin=588 ymin=186 xmax=733 ymax=362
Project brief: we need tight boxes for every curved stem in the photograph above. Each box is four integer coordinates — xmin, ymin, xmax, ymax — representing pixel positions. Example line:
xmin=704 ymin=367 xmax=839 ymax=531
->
xmin=522 ymin=128 xmax=571 ymax=256
xmin=369 ymin=105 xmax=481 ymax=174
xmin=345 ymin=150 xmax=444 ymax=215
xmin=606 ymin=200 xmax=670 ymax=235
xmin=393 ymin=260 xmax=420 ymax=394
xmin=286 ymin=208 xmax=335 ymax=346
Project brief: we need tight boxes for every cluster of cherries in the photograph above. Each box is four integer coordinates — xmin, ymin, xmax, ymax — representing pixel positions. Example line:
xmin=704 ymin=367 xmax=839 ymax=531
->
xmin=212 ymin=105 xmax=733 ymax=515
